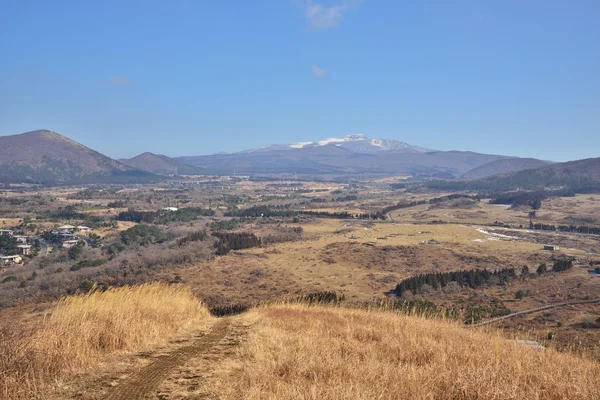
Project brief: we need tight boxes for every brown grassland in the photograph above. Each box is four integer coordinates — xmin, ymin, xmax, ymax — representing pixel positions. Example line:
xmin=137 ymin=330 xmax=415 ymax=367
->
xmin=208 ymin=304 xmax=600 ymax=400
xmin=0 ymin=284 xmax=213 ymax=399
xmin=2 ymin=287 xmax=600 ymax=400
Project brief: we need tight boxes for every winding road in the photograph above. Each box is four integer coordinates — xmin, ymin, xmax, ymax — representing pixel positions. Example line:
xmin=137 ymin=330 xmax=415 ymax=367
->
xmin=466 ymin=298 xmax=600 ymax=328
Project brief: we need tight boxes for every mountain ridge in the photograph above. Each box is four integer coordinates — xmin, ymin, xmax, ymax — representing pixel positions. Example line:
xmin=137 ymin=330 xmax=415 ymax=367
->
xmin=119 ymin=152 xmax=200 ymax=175
xmin=0 ymin=130 xmax=156 ymax=184
xmin=0 ymin=130 xmax=564 ymax=183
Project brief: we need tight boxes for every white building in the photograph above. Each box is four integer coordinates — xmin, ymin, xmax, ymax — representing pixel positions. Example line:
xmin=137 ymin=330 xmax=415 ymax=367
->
xmin=62 ymin=239 xmax=79 ymax=249
xmin=1 ymin=255 xmax=22 ymax=265
xmin=57 ymin=225 xmax=75 ymax=234
xmin=77 ymin=226 xmax=92 ymax=234
xmin=17 ymin=245 xmax=32 ymax=255
xmin=14 ymin=235 xmax=29 ymax=244
xmin=162 ymin=207 xmax=179 ymax=212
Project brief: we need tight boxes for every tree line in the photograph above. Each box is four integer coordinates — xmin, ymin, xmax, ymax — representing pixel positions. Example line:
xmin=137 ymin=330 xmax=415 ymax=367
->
xmin=225 ymin=205 xmax=296 ymax=218
xmin=116 ymin=207 xmax=214 ymax=224
xmin=393 ymin=268 xmax=517 ymax=297
xmin=530 ymin=223 xmax=600 ymax=236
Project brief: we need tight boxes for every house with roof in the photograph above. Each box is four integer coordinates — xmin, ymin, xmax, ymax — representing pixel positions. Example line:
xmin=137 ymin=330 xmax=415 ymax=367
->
xmin=0 ymin=230 xmax=14 ymax=237
xmin=1 ymin=255 xmax=22 ymax=265
xmin=14 ymin=235 xmax=29 ymax=244
xmin=57 ymin=225 xmax=75 ymax=234
xmin=62 ymin=239 xmax=79 ymax=249
xmin=77 ymin=226 xmax=92 ymax=234
xmin=17 ymin=245 xmax=32 ymax=256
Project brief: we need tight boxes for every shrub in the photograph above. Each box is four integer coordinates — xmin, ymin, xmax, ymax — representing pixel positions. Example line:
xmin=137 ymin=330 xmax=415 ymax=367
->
xmin=1 ymin=275 xmax=18 ymax=284
xmin=68 ymin=243 xmax=84 ymax=260
xmin=537 ymin=263 xmax=547 ymax=275
xmin=69 ymin=259 xmax=107 ymax=271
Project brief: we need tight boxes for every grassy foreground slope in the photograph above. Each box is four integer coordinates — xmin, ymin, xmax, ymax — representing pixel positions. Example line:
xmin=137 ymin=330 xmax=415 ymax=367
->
xmin=0 ymin=284 xmax=212 ymax=399
xmin=212 ymin=305 xmax=600 ymax=400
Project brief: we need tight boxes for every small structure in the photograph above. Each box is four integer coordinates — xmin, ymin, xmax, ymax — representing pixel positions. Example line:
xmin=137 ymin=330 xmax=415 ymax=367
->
xmin=544 ymin=245 xmax=559 ymax=251
xmin=14 ymin=235 xmax=29 ymax=244
xmin=77 ymin=226 xmax=92 ymax=234
xmin=62 ymin=239 xmax=79 ymax=249
xmin=17 ymin=245 xmax=32 ymax=255
xmin=1 ymin=255 xmax=22 ymax=265
xmin=0 ymin=230 xmax=14 ymax=237
xmin=57 ymin=225 xmax=75 ymax=234
xmin=162 ymin=207 xmax=178 ymax=212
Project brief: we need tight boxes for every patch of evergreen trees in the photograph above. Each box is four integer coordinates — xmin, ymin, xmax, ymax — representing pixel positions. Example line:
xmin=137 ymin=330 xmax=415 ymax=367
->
xmin=121 ymin=224 xmax=165 ymax=246
xmin=530 ymin=223 xmax=600 ymax=236
xmin=393 ymin=268 xmax=516 ymax=297
xmin=117 ymin=210 xmax=161 ymax=223
xmin=552 ymin=259 xmax=573 ymax=272
xmin=213 ymin=232 xmax=261 ymax=255
xmin=0 ymin=235 xmax=19 ymax=256
xmin=177 ymin=230 xmax=209 ymax=246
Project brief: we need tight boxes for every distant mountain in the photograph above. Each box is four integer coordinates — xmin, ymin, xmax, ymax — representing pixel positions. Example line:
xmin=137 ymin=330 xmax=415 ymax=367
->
xmin=120 ymin=152 xmax=199 ymax=175
xmin=176 ymin=134 xmax=554 ymax=180
xmin=428 ymin=157 xmax=600 ymax=192
xmin=178 ymin=144 xmax=525 ymax=179
xmin=243 ymin=134 xmax=435 ymax=155
xmin=0 ymin=130 xmax=156 ymax=184
xmin=461 ymin=158 xmax=552 ymax=179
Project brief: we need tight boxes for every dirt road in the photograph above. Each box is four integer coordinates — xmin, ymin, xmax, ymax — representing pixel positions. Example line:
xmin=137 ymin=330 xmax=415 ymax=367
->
xmin=103 ymin=318 xmax=232 ymax=400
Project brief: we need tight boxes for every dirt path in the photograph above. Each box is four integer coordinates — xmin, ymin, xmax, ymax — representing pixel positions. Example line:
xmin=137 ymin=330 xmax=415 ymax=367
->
xmin=103 ymin=319 xmax=232 ymax=400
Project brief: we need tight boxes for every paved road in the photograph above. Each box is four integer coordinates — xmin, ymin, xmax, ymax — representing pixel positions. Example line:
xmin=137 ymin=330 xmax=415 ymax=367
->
xmin=466 ymin=298 xmax=600 ymax=328
xmin=38 ymin=239 xmax=48 ymax=257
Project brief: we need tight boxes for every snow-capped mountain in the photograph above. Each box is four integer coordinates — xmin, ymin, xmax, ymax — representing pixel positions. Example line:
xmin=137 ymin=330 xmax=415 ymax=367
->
xmin=243 ymin=134 xmax=435 ymax=155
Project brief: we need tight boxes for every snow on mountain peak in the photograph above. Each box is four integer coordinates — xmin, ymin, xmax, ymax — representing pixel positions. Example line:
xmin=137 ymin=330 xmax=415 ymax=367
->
xmin=344 ymin=134 xmax=367 ymax=140
xmin=243 ymin=134 xmax=434 ymax=154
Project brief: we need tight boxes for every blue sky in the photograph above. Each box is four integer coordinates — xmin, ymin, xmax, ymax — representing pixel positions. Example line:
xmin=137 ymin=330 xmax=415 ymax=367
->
xmin=0 ymin=0 xmax=598 ymax=161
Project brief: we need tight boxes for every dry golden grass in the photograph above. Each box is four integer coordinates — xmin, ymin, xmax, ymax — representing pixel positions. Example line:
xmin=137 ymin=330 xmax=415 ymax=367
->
xmin=0 ymin=283 xmax=212 ymax=399
xmin=176 ymin=219 xmax=563 ymax=306
xmin=212 ymin=305 xmax=600 ymax=400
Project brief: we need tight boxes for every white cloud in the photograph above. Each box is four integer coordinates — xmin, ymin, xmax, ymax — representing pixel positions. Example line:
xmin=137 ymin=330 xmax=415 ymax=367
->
xmin=311 ymin=64 xmax=326 ymax=78
xmin=304 ymin=0 xmax=362 ymax=29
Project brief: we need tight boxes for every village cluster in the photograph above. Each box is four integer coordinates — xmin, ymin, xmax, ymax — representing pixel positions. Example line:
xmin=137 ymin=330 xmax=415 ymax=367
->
xmin=0 ymin=225 xmax=93 ymax=266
